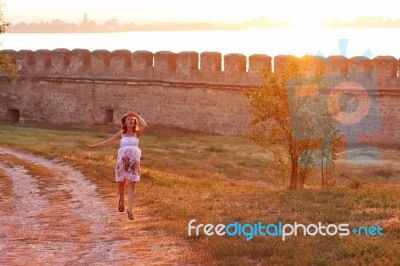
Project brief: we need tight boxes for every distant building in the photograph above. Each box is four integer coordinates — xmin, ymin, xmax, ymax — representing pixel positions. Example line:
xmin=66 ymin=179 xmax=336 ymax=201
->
xmin=83 ymin=13 xmax=88 ymax=25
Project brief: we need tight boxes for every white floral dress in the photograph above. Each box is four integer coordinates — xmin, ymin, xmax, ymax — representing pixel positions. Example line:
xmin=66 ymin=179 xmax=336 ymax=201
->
xmin=115 ymin=135 xmax=141 ymax=182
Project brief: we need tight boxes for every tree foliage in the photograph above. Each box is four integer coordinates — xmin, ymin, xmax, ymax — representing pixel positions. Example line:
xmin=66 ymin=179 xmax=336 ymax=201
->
xmin=0 ymin=3 xmax=18 ymax=81
xmin=0 ymin=3 xmax=9 ymax=33
xmin=244 ymin=57 xmax=340 ymax=189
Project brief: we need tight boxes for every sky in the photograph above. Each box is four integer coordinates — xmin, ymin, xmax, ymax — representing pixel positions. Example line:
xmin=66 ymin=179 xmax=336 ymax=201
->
xmin=2 ymin=0 xmax=399 ymax=26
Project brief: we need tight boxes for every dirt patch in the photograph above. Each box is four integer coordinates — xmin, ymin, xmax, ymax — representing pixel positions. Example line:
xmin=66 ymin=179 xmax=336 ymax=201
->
xmin=0 ymin=147 xmax=200 ymax=265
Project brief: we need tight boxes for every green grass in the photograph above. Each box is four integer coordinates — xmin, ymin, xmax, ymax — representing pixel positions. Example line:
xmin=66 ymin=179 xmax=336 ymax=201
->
xmin=1 ymin=124 xmax=400 ymax=265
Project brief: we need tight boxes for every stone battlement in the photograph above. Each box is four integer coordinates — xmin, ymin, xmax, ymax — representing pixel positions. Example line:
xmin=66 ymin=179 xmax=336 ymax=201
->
xmin=1 ymin=49 xmax=399 ymax=87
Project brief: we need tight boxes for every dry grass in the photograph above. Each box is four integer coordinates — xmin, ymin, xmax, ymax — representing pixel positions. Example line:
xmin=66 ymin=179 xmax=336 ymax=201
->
xmin=1 ymin=124 xmax=400 ymax=265
xmin=0 ymin=167 xmax=14 ymax=198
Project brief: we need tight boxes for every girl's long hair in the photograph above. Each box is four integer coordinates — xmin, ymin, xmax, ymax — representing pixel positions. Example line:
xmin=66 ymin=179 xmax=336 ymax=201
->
xmin=121 ymin=115 xmax=139 ymax=133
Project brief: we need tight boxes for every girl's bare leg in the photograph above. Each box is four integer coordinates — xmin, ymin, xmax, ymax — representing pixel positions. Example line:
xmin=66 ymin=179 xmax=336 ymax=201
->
xmin=118 ymin=180 xmax=125 ymax=211
xmin=127 ymin=181 xmax=136 ymax=218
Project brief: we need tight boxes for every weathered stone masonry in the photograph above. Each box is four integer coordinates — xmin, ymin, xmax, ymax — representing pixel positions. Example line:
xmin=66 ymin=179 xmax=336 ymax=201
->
xmin=0 ymin=49 xmax=399 ymax=144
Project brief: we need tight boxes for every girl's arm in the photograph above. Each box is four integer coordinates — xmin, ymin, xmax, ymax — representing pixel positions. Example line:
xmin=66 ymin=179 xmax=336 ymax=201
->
xmin=130 ymin=112 xmax=148 ymax=138
xmin=85 ymin=131 xmax=122 ymax=150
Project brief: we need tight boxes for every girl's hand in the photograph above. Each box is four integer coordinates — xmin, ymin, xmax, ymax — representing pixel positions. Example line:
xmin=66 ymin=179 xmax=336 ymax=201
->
xmin=128 ymin=112 xmax=139 ymax=118
xmin=85 ymin=143 xmax=95 ymax=150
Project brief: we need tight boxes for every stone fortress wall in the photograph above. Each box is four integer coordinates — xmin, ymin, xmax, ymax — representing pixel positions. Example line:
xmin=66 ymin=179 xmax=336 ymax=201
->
xmin=0 ymin=49 xmax=399 ymax=144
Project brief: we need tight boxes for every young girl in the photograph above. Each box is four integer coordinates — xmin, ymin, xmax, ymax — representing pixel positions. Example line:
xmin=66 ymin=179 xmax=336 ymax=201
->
xmin=86 ymin=112 xmax=148 ymax=220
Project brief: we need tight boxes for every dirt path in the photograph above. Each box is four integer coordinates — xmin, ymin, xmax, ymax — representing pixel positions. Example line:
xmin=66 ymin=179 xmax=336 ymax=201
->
xmin=0 ymin=147 xmax=199 ymax=265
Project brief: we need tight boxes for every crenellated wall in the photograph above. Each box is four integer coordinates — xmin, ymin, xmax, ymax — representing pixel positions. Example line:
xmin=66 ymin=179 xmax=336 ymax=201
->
xmin=0 ymin=49 xmax=400 ymax=144
xmin=2 ymin=49 xmax=272 ymax=85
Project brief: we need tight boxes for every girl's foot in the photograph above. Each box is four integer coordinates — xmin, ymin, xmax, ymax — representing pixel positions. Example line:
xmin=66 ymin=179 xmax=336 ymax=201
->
xmin=118 ymin=197 xmax=124 ymax=212
xmin=127 ymin=210 xmax=134 ymax=220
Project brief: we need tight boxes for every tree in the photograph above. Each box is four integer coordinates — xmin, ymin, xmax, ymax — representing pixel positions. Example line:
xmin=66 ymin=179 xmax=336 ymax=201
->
xmin=244 ymin=57 xmax=340 ymax=189
xmin=0 ymin=3 xmax=17 ymax=81
xmin=103 ymin=19 xmax=119 ymax=31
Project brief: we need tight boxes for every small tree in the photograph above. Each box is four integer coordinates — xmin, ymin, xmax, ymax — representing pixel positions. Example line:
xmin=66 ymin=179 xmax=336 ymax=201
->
xmin=244 ymin=57 xmax=340 ymax=189
xmin=0 ymin=3 xmax=18 ymax=80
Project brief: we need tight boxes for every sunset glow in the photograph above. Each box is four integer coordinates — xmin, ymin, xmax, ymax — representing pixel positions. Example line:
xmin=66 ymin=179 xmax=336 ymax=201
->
xmin=2 ymin=0 xmax=400 ymax=27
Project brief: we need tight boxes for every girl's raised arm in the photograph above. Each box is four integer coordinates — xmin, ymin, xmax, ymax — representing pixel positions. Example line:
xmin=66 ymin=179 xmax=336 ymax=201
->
xmin=130 ymin=112 xmax=148 ymax=138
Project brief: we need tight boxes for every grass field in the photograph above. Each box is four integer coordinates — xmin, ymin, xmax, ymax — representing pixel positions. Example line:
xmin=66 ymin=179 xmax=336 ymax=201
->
xmin=1 ymin=124 xmax=400 ymax=265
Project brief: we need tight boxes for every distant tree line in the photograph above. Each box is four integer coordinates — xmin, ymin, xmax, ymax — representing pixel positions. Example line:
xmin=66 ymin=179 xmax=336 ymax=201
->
xmin=7 ymin=15 xmax=400 ymax=33
xmin=322 ymin=16 xmax=400 ymax=28
xmin=8 ymin=16 xmax=291 ymax=33
xmin=10 ymin=18 xmax=139 ymax=33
